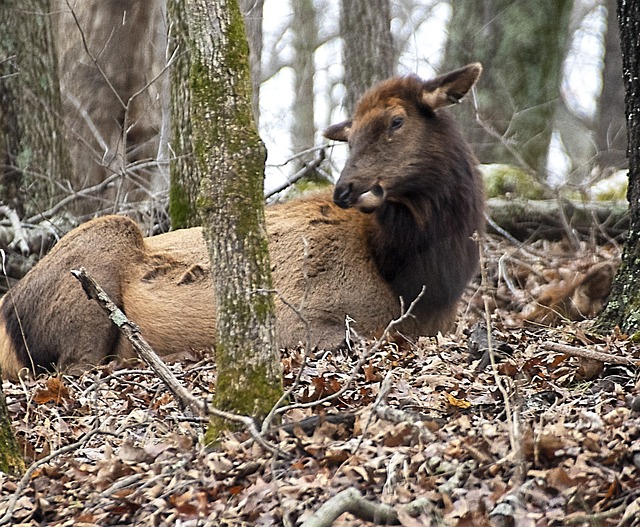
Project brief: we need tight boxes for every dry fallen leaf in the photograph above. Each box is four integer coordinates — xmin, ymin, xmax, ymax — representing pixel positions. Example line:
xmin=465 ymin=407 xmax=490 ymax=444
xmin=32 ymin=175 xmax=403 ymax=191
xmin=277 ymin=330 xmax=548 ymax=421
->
xmin=32 ymin=377 xmax=71 ymax=405
xmin=445 ymin=392 xmax=472 ymax=409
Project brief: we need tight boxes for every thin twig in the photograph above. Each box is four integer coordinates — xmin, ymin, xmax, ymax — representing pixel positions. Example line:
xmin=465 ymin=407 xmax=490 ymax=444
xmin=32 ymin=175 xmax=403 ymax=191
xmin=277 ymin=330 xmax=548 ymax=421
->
xmin=353 ymin=369 xmax=394 ymax=453
xmin=276 ymin=287 xmax=427 ymax=414
xmin=544 ymin=341 xmax=639 ymax=367
xmin=259 ymin=238 xmax=313 ymax=433
xmin=64 ymin=0 xmax=126 ymax=110
xmin=471 ymin=86 xmax=537 ymax=175
xmin=0 ymin=250 xmax=36 ymax=376
xmin=265 ymin=148 xmax=327 ymax=199
xmin=0 ymin=427 xmax=103 ymax=526
xmin=478 ymin=233 xmax=524 ymax=485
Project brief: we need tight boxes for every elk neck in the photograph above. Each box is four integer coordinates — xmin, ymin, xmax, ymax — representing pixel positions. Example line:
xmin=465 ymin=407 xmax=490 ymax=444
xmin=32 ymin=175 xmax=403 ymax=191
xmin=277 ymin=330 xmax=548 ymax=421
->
xmin=366 ymin=158 xmax=482 ymax=311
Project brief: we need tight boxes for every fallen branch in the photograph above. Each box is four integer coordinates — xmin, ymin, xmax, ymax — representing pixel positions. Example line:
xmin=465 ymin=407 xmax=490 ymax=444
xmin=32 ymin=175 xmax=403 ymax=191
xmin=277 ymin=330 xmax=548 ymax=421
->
xmin=301 ymin=488 xmax=399 ymax=527
xmin=487 ymin=198 xmax=628 ymax=241
xmin=70 ymin=267 xmax=282 ymax=456
xmin=0 ymin=206 xmax=29 ymax=255
xmin=563 ymin=500 xmax=628 ymax=525
xmin=543 ymin=341 xmax=639 ymax=367
xmin=301 ymin=488 xmax=434 ymax=527
xmin=71 ymin=267 xmax=207 ymax=416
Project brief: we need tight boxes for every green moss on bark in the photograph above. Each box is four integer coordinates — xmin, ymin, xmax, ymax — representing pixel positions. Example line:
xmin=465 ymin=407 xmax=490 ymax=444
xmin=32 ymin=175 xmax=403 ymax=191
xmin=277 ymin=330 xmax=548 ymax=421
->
xmin=205 ymin=360 xmax=282 ymax=443
xmin=0 ymin=391 xmax=24 ymax=475
xmin=169 ymin=180 xmax=198 ymax=229
xmin=185 ymin=0 xmax=281 ymax=443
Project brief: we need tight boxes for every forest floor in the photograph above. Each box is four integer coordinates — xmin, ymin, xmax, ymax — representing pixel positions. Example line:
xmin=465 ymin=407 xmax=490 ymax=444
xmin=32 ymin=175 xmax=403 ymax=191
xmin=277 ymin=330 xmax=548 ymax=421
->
xmin=0 ymin=234 xmax=639 ymax=527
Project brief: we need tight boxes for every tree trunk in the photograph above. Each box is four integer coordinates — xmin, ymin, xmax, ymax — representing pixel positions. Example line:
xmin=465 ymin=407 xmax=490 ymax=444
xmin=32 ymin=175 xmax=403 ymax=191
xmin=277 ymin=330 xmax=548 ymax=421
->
xmin=183 ymin=0 xmax=282 ymax=437
xmin=444 ymin=1 xmax=573 ymax=177
xmin=291 ymin=0 xmax=318 ymax=171
xmin=54 ymin=0 xmax=168 ymax=218
xmin=340 ymin=0 xmax=396 ymax=115
xmin=0 ymin=0 xmax=72 ymax=218
xmin=169 ymin=0 xmax=263 ymax=229
xmin=168 ymin=0 xmax=201 ymax=229
xmin=238 ymin=0 xmax=263 ymax=126
xmin=596 ymin=0 xmax=640 ymax=334
xmin=0 ymin=389 xmax=23 ymax=475
xmin=594 ymin=0 xmax=627 ymax=172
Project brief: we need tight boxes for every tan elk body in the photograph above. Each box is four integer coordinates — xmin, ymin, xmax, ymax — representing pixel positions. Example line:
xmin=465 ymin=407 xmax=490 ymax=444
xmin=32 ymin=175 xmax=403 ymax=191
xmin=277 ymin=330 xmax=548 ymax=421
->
xmin=0 ymin=64 xmax=484 ymax=378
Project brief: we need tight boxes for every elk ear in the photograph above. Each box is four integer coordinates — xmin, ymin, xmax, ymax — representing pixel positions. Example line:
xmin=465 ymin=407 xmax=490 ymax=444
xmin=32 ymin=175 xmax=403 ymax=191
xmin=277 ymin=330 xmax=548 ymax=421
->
xmin=421 ymin=63 xmax=482 ymax=110
xmin=323 ymin=120 xmax=352 ymax=142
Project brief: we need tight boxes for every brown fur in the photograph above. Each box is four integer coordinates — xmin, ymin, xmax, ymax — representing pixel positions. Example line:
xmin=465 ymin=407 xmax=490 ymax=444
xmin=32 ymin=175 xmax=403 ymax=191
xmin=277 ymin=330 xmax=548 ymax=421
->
xmin=0 ymin=64 xmax=484 ymax=378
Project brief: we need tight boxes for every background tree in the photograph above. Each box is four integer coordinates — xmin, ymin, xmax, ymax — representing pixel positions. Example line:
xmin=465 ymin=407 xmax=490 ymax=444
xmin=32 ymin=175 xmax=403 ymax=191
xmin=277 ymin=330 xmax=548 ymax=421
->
xmin=596 ymin=0 xmax=640 ymax=334
xmin=55 ymin=0 xmax=168 ymax=219
xmin=183 ymin=0 xmax=282 ymax=437
xmin=445 ymin=1 xmax=573 ymax=177
xmin=340 ymin=0 xmax=396 ymax=115
xmin=594 ymin=0 xmax=627 ymax=171
xmin=290 ymin=0 xmax=318 ymax=172
xmin=168 ymin=0 xmax=201 ymax=229
xmin=0 ymin=0 xmax=72 ymax=218
xmin=239 ymin=0 xmax=264 ymax=125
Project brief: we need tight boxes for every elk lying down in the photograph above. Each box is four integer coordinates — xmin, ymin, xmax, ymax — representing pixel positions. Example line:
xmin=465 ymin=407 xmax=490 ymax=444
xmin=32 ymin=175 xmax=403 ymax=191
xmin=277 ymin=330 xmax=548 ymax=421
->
xmin=0 ymin=63 xmax=484 ymax=378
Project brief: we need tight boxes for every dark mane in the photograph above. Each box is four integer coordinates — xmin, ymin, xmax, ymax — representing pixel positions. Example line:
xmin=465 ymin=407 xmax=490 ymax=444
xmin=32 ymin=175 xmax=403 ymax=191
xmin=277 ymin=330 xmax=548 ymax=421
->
xmin=372 ymin=127 xmax=482 ymax=309
xmin=327 ymin=64 xmax=485 ymax=319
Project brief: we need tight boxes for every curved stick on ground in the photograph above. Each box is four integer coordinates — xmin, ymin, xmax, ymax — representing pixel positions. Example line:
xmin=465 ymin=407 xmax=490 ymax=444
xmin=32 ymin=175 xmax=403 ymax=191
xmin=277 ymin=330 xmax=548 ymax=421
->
xmin=70 ymin=267 xmax=281 ymax=456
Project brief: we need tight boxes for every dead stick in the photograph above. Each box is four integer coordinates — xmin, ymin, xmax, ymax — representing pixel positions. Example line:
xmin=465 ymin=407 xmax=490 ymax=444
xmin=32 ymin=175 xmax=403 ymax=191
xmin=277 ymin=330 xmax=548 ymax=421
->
xmin=544 ymin=342 xmax=639 ymax=367
xmin=71 ymin=267 xmax=207 ymax=416
xmin=301 ymin=487 xmax=433 ymax=527
xmin=70 ymin=267 xmax=282 ymax=455
xmin=302 ymin=488 xmax=399 ymax=527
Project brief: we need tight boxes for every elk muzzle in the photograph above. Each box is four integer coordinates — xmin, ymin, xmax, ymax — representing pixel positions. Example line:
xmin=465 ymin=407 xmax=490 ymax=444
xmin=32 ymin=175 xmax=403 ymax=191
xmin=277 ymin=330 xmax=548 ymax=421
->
xmin=333 ymin=183 xmax=384 ymax=213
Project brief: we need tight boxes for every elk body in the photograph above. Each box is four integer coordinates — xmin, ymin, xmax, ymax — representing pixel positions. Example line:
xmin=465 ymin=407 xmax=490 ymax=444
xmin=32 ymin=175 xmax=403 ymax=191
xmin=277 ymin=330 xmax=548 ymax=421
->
xmin=0 ymin=64 xmax=484 ymax=378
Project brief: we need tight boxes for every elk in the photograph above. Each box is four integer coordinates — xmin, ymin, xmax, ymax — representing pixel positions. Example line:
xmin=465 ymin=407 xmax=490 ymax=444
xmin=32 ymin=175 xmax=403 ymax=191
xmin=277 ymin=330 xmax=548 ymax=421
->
xmin=0 ymin=63 xmax=484 ymax=378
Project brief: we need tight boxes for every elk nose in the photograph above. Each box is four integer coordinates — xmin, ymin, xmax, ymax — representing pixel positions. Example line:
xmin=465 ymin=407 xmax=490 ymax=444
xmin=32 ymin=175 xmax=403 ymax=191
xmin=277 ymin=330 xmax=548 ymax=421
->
xmin=333 ymin=183 xmax=352 ymax=209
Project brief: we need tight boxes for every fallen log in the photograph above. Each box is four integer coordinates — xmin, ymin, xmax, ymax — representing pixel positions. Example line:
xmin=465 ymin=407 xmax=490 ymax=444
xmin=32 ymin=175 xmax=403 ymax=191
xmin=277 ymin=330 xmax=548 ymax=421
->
xmin=487 ymin=198 xmax=628 ymax=242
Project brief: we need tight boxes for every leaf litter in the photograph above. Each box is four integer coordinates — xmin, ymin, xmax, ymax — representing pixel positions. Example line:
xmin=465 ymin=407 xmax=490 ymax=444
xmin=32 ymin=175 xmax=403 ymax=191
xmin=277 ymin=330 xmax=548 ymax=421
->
xmin=1 ymin=234 xmax=639 ymax=526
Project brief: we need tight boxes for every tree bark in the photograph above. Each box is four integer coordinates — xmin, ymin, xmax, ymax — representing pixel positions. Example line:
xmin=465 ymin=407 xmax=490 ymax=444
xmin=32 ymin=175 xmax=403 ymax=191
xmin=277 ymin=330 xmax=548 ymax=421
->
xmin=238 ymin=0 xmax=263 ymax=126
xmin=444 ymin=1 xmax=573 ymax=176
xmin=594 ymin=0 xmax=627 ymax=171
xmin=0 ymin=389 xmax=24 ymax=476
xmin=169 ymin=0 xmax=263 ymax=229
xmin=0 ymin=0 xmax=72 ymax=218
xmin=596 ymin=0 xmax=640 ymax=334
xmin=168 ymin=0 xmax=201 ymax=229
xmin=183 ymin=0 xmax=282 ymax=437
xmin=340 ymin=0 xmax=396 ymax=115
xmin=291 ymin=0 xmax=318 ymax=171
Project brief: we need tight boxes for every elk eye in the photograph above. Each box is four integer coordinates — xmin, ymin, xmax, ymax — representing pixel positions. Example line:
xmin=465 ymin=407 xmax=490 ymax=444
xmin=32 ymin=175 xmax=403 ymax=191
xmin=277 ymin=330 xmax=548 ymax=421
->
xmin=390 ymin=116 xmax=404 ymax=132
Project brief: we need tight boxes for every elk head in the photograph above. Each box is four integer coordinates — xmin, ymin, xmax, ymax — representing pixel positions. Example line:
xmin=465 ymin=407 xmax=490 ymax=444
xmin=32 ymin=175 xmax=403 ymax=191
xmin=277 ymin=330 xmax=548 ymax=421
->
xmin=324 ymin=63 xmax=482 ymax=214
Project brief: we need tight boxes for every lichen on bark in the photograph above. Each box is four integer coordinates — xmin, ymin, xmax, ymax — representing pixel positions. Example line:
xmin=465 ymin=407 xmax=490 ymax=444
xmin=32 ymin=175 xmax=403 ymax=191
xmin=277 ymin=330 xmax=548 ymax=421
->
xmin=184 ymin=0 xmax=282 ymax=440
